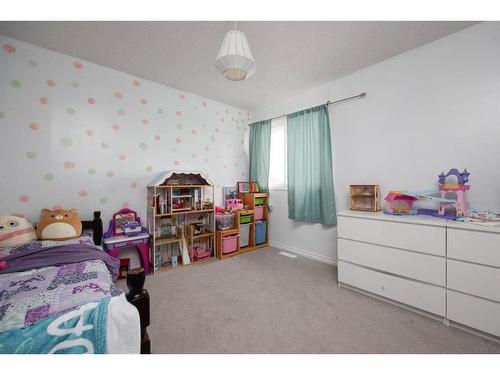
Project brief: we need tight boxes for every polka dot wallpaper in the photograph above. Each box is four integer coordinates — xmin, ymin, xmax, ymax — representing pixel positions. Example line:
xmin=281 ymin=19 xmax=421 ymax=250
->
xmin=0 ymin=36 xmax=251 ymax=224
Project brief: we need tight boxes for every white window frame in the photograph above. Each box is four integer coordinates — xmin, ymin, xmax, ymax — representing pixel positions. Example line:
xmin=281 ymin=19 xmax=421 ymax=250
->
xmin=268 ymin=116 xmax=287 ymax=191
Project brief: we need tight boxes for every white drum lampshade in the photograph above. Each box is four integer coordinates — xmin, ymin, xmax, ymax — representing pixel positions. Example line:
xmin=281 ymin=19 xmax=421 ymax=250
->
xmin=215 ymin=30 xmax=256 ymax=81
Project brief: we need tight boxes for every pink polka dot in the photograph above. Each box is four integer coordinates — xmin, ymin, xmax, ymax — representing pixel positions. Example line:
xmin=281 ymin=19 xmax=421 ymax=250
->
xmin=205 ymin=146 xmax=210 ymax=151
xmin=174 ymin=160 xmax=180 ymax=166
xmin=85 ymin=129 xmax=93 ymax=136
xmin=64 ymin=161 xmax=75 ymax=169
xmin=106 ymin=170 xmax=114 ymax=177
xmin=154 ymin=134 xmax=160 ymax=141
xmin=52 ymin=204 xmax=64 ymax=210
xmin=130 ymin=181 xmax=137 ymax=188
xmin=132 ymin=80 xmax=141 ymax=87
xmin=140 ymin=98 xmax=147 ymax=105
xmin=180 ymin=94 xmax=186 ymax=100
xmin=122 ymin=202 xmax=130 ymax=208
xmin=146 ymin=166 xmax=153 ymax=172
xmin=118 ymin=154 xmax=126 ymax=160
xmin=176 ymin=110 xmax=182 ymax=117
xmin=192 ymin=129 xmax=197 ymax=135
xmin=113 ymin=91 xmax=123 ymax=99
xmin=220 ymin=118 xmax=225 ymax=122
xmin=3 ymin=44 xmax=15 ymax=54
xmin=224 ymin=165 xmax=228 ymax=170
xmin=202 ymin=101 xmax=207 ymax=107
xmin=142 ymin=118 xmax=149 ymax=125
xmin=87 ymin=97 xmax=96 ymax=105
xmin=73 ymin=61 xmax=83 ymax=69
xmin=79 ymin=190 xmax=88 ymax=197
xmin=39 ymin=97 xmax=49 ymax=105
xmin=46 ymin=80 xmax=56 ymax=87
xmin=18 ymin=195 xmax=30 ymax=203
xmin=28 ymin=122 xmax=39 ymax=130
xmin=215 ymin=128 xmax=219 ymax=133
xmin=176 ymin=138 xmax=181 ymax=144
xmin=112 ymin=124 xmax=120 ymax=131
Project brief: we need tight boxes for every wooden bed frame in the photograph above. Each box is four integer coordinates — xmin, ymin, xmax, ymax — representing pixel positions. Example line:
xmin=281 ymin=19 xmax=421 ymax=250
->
xmin=82 ymin=211 xmax=151 ymax=354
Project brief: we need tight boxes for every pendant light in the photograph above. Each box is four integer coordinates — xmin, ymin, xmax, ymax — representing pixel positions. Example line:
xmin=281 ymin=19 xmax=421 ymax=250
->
xmin=215 ymin=21 xmax=256 ymax=81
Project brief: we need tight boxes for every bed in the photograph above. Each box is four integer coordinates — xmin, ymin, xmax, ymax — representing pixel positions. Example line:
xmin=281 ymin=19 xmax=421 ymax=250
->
xmin=0 ymin=212 xmax=151 ymax=354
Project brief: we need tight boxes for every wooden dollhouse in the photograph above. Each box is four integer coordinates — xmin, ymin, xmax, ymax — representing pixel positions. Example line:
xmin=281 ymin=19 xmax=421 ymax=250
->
xmin=349 ymin=185 xmax=381 ymax=212
xmin=147 ymin=170 xmax=215 ymax=273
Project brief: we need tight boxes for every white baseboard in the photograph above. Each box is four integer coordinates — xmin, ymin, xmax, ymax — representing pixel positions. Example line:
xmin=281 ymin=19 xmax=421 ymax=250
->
xmin=269 ymin=241 xmax=337 ymax=265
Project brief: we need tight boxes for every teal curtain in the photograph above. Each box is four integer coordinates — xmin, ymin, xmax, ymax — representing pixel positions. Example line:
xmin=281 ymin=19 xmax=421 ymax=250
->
xmin=249 ymin=120 xmax=272 ymax=192
xmin=287 ymin=105 xmax=336 ymax=225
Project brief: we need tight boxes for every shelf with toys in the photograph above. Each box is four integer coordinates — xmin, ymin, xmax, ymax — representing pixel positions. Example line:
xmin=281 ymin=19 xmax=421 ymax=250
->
xmin=215 ymin=182 xmax=269 ymax=260
xmin=147 ymin=171 xmax=215 ymax=274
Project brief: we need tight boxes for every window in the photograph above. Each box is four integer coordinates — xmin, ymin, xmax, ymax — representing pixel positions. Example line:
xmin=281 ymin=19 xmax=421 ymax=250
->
xmin=269 ymin=117 xmax=287 ymax=190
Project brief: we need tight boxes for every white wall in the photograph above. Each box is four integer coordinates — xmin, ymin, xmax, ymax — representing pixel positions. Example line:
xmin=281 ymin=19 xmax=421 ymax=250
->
xmin=254 ymin=22 xmax=500 ymax=262
xmin=0 ymin=35 xmax=251 ymax=226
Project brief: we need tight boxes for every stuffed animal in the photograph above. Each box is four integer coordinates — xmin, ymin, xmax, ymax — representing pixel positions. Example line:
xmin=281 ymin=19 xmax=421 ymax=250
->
xmin=36 ymin=208 xmax=82 ymax=241
xmin=0 ymin=215 xmax=37 ymax=249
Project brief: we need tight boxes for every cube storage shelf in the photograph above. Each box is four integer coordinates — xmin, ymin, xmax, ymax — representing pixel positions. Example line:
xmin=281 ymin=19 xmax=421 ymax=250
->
xmin=216 ymin=193 xmax=270 ymax=260
xmin=147 ymin=171 xmax=215 ymax=274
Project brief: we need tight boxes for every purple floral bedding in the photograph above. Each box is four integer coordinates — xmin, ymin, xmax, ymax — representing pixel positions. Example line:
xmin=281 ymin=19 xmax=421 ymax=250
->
xmin=0 ymin=240 xmax=122 ymax=333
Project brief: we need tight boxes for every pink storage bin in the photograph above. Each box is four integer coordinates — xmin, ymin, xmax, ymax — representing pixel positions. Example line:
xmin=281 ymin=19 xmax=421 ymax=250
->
xmin=221 ymin=234 xmax=239 ymax=254
xmin=254 ymin=206 xmax=265 ymax=220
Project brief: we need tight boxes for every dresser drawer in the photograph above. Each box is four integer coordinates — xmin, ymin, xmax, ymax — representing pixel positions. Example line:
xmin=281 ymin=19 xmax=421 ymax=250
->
xmin=447 ymin=290 xmax=500 ymax=337
xmin=447 ymin=259 xmax=500 ymax=302
xmin=338 ymin=216 xmax=445 ymax=256
xmin=338 ymin=261 xmax=446 ymax=316
xmin=338 ymin=238 xmax=445 ymax=286
xmin=447 ymin=228 xmax=500 ymax=267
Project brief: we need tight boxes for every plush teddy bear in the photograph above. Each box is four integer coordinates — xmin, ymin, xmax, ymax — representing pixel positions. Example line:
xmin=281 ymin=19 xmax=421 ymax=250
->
xmin=36 ymin=208 xmax=82 ymax=241
xmin=0 ymin=215 xmax=37 ymax=249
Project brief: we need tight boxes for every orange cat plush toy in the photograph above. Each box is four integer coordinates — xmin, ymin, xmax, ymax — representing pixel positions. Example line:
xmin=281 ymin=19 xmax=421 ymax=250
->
xmin=36 ymin=208 xmax=82 ymax=241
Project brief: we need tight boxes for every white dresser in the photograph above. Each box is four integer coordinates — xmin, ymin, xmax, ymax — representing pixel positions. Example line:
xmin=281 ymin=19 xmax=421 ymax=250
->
xmin=337 ymin=210 xmax=500 ymax=339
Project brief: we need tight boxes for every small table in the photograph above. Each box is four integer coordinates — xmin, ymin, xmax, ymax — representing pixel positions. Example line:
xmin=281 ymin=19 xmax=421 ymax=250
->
xmin=103 ymin=233 xmax=150 ymax=274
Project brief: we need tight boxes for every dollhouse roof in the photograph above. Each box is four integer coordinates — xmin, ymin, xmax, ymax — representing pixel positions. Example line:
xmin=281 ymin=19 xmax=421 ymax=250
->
xmin=384 ymin=192 xmax=417 ymax=202
xmin=147 ymin=170 xmax=214 ymax=187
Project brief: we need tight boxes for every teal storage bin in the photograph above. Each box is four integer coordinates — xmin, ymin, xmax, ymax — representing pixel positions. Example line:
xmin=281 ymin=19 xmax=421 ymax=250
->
xmin=255 ymin=220 xmax=267 ymax=245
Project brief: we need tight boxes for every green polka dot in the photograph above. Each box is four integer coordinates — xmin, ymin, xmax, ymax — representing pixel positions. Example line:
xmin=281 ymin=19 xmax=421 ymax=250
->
xmin=139 ymin=142 xmax=148 ymax=151
xmin=44 ymin=173 xmax=55 ymax=181
xmin=66 ymin=107 xmax=76 ymax=115
xmin=60 ymin=137 xmax=73 ymax=147
xmin=117 ymin=109 xmax=126 ymax=116
xmin=100 ymin=142 xmax=108 ymax=149
xmin=70 ymin=81 xmax=79 ymax=88
xmin=211 ymin=135 xmax=215 ymax=142
xmin=28 ymin=59 xmax=38 ymax=67
xmin=88 ymin=168 xmax=96 ymax=175
xmin=0 ymin=112 xmax=5 ymax=119
xmin=158 ymin=108 xmax=164 ymax=114
xmin=176 ymin=124 xmax=182 ymax=130
xmin=192 ymin=153 xmax=196 ymax=158
xmin=10 ymin=80 xmax=21 ymax=88
xmin=26 ymin=151 xmax=37 ymax=159
xmin=99 ymin=198 xmax=108 ymax=204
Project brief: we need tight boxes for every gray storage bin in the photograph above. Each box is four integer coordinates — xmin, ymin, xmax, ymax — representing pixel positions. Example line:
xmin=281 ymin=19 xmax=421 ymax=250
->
xmin=240 ymin=223 xmax=251 ymax=247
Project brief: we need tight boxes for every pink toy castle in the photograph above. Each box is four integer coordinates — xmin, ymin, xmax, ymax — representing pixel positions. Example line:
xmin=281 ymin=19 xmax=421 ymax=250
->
xmin=437 ymin=169 xmax=470 ymax=218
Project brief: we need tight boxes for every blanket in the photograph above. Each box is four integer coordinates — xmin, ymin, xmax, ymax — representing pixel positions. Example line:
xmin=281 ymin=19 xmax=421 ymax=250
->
xmin=0 ymin=244 xmax=121 ymax=333
xmin=0 ymin=297 xmax=111 ymax=354
xmin=0 ymin=243 xmax=119 ymax=279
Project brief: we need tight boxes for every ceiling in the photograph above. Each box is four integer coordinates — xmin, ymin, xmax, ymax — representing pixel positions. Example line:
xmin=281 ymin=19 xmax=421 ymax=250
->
xmin=0 ymin=21 xmax=476 ymax=110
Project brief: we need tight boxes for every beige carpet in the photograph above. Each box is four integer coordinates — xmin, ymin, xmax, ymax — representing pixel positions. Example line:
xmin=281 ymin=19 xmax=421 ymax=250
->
xmin=132 ymin=247 xmax=500 ymax=353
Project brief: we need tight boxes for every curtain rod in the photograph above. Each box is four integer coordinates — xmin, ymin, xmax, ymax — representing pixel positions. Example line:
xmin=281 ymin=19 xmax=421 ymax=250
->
xmin=250 ymin=92 xmax=367 ymax=124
